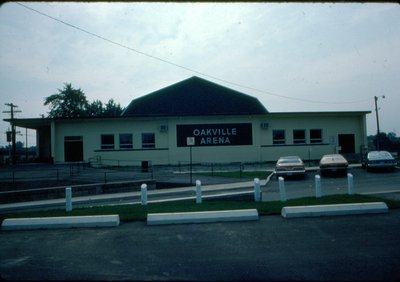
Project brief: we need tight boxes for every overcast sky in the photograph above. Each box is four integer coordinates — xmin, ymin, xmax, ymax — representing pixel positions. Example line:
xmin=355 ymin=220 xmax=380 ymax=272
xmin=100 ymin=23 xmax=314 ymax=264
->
xmin=1 ymin=2 xmax=399 ymax=147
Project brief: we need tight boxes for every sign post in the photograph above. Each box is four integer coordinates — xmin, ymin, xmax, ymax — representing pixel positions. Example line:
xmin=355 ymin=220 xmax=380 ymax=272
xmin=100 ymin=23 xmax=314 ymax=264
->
xmin=187 ymin=137 xmax=195 ymax=184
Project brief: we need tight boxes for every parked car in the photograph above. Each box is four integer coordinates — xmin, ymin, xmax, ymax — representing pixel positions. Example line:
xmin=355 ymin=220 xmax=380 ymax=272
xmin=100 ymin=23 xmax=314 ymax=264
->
xmin=362 ymin=151 xmax=397 ymax=172
xmin=274 ymin=156 xmax=306 ymax=179
xmin=319 ymin=154 xmax=348 ymax=176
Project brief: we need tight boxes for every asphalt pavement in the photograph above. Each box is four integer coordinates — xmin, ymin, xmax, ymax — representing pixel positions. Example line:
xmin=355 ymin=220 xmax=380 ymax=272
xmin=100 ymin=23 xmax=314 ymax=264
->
xmin=1 ymin=165 xmax=400 ymax=281
xmin=1 ymin=210 xmax=399 ymax=281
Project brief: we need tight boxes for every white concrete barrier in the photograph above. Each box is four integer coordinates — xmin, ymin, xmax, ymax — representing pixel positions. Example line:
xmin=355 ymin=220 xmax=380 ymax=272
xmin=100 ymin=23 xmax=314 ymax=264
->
xmin=347 ymin=173 xmax=354 ymax=195
xmin=315 ymin=175 xmax=321 ymax=198
xmin=281 ymin=202 xmax=388 ymax=218
xmin=65 ymin=187 xmax=72 ymax=212
xmin=147 ymin=209 xmax=259 ymax=225
xmin=196 ymin=180 xmax=202 ymax=204
xmin=1 ymin=215 xmax=120 ymax=231
xmin=254 ymin=178 xmax=261 ymax=202
xmin=141 ymin=184 xmax=147 ymax=205
xmin=278 ymin=177 xmax=287 ymax=202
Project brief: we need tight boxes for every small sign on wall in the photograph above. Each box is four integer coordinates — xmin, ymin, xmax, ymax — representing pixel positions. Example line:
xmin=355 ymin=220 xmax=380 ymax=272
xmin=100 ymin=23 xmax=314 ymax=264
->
xmin=187 ymin=137 xmax=195 ymax=146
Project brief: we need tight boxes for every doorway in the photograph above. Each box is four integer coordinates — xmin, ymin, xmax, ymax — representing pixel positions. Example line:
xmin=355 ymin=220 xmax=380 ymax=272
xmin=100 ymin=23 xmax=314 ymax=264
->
xmin=64 ymin=136 xmax=83 ymax=162
xmin=338 ymin=134 xmax=355 ymax=154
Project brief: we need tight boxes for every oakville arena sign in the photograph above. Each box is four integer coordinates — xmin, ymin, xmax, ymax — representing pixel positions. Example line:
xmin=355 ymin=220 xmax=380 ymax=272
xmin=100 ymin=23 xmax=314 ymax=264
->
xmin=176 ymin=123 xmax=253 ymax=147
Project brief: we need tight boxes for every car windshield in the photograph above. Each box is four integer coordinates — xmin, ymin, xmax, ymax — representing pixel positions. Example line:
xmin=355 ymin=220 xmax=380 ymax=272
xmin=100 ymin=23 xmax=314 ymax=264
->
xmin=278 ymin=158 xmax=301 ymax=164
xmin=368 ymin=151 xmax=393 ymax=159
xmin=322 ymin=155 xmax=345 ymax=162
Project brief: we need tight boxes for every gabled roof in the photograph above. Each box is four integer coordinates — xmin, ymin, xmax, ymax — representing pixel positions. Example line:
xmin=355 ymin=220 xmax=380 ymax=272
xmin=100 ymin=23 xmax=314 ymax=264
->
xmin=121 ymin=76 xmax=268 ymax=117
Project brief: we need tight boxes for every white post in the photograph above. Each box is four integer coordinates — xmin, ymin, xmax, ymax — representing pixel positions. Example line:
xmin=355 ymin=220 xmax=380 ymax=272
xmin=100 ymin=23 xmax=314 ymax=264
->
xmin=278 ymin=177 xmax=287 ymax=202
xmin=196 ymin=180 xmax=202 ymax=204
xmin=347 ymin=173 xmax=354 ymax=195
xmin=141 ymin=184 xmax=147 ymax=206
xmin=254 ymin=178 xmax=261 ymax=202
xmin=315 ymin=175 xmax=322 ymax=198
xmin=65 ymin=187 xmax=72 ymax=212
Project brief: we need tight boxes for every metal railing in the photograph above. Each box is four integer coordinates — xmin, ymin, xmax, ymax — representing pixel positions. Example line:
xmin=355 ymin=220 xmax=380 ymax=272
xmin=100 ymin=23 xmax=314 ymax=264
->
xmin=0 ymin=161 xmax=154 ymax=191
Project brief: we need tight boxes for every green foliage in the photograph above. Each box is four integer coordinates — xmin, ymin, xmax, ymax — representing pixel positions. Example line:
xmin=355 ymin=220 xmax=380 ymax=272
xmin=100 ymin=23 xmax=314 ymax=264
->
xmin=86 ymin=99 xmax=104 ymax=117
xmin=102 ymin=99 xmax=124 ymax=117
xmin=368 ymin=132 xmax=400 ymax=153
xmin=44 ymin=83 xmax=124 ymax=118
xmin=44 ymin=83 xmax=88 ymax=118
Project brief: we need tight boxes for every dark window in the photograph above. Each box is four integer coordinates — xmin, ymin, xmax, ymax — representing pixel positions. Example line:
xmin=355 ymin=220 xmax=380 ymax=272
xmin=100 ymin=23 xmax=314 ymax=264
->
xmin=101 ymin=134 xmax=115 ymax=150
xmin=119 ymin=133 xmax=133 ymax=149
xmin=142 ymin=133 xmax=155 ymax=148
xmin=293 ymin=129 xmax=306 ymax=144
xmin=273 ymin=130 xmax=285 ymax=145
xmin=310 ymin=129 xmax=323 ymax=143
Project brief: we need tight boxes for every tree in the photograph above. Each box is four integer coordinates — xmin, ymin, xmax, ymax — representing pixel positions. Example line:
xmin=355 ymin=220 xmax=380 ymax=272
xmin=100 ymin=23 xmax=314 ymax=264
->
xmin=368 ymin=132 xmax=400 ymax=153
xmin=44 ymin=83 xmax=124 ymax=118
xmin=44 ymin=83 xmax=88 ymax=118
xmin=103 ymin=99 xmax=124 ymax=117
xmin=86 ymin=99 xmax=104 ymax=117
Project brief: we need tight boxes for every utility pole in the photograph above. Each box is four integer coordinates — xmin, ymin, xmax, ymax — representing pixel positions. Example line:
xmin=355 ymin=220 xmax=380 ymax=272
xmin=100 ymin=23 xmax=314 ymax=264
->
xmin=374 ymin=95 xmax=385 ymax=150
xmin=3 ymin=103 xmax=21 ymax=165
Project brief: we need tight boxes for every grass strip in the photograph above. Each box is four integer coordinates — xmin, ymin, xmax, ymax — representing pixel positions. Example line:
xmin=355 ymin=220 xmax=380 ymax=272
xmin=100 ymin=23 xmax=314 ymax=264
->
xmin=196 ymin=171 xmax=271 ymax=179
xmin=1 ymin=194 xmax=398 ymax=224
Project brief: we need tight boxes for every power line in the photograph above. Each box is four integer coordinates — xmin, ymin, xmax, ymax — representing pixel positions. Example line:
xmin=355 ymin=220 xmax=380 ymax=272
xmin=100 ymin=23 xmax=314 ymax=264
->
xmin=16 ymin=2 xmax=372 ymax=105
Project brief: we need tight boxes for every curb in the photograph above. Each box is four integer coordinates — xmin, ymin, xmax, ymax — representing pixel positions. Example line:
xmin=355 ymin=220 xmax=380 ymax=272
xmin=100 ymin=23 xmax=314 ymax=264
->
xmin=1 ymin=215 xmax=120 ymax=231
xmin=281 ymin=202 xmax=388 ymax=218
xmin=147 ymin=209 xmax=259 ymax=225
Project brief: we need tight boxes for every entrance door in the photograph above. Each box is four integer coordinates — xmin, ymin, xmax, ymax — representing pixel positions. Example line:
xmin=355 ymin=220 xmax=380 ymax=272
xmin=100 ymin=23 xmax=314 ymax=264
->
xmin=64 ymin=136 xmax=83 ymax=162
xmin=338 ymin=134 xmax=355 ymax=154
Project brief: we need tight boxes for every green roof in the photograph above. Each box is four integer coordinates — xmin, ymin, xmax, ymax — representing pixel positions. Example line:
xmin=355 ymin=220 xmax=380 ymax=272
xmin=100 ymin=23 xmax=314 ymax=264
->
xmin=121 ymin=76 xmax=268 ymax=117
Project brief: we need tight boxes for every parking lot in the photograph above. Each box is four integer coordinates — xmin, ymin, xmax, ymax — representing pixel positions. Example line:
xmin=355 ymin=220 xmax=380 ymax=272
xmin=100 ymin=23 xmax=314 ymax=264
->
xmin=263 ymin=166 xmax=400 ymax=202
xmin=1 ymin=210 xmax=399 ymax=281
xmin=1 ymin=165 xmax=400 ymax=281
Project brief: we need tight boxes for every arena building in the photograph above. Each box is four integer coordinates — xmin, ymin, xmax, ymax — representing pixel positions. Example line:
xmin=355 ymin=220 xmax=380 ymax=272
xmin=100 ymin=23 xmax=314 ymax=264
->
xmin=6 ymin=76 xmax=370 ymax=165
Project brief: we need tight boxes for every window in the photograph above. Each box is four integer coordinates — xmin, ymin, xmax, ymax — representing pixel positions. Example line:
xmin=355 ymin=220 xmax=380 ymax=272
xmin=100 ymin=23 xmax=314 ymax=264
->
xmin=293 ymin=130 xmax=306 ymax=144
xmin=101 ymin=134 xmax=115 ymax=150
xmin=142 ymin=133 xmax=155 ymax=148
xmin=310 ymin=129 xmax=323 ymax=143
xmin=273 ymin=130 xmax=285 ymax=145
xmin=119 ymin=133 xmax=133 ymax=149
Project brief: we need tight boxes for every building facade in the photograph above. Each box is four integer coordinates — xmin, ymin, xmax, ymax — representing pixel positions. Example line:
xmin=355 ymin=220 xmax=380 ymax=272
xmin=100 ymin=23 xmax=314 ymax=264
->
xmin=7 ymin=77 xmax=370 ymax=165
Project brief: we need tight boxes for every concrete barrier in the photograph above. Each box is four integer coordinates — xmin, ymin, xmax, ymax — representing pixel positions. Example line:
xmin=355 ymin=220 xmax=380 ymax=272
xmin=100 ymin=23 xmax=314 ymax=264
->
xmin=147 ymin=209 xmax=259 ymax=225
xmin=281 ymin=202 xmax=388 ymax=218
xmin=1 ymin=215 xmax=120 ymax=231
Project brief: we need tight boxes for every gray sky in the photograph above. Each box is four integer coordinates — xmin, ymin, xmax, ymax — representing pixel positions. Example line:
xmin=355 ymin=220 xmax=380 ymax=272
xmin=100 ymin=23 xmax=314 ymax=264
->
xmin=1 ymin=2 xmax=399 ymax=147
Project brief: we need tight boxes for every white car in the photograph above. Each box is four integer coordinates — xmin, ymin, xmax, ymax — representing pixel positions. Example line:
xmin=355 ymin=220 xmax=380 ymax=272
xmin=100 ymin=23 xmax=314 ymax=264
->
xmin=274 ymin=156 xmax=306 ymax=179
xmin=363 ymin=151 xmax=397 ymax=172
xmin=319 ymin=154 xmax=348 ymax=176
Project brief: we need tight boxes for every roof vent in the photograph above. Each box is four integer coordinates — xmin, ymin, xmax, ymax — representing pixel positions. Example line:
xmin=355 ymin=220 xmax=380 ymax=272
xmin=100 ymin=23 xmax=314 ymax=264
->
xmin=159 ymin=125 xmax=168 ymax=132
xmin=260 ymin=122 xmax=269 ymax=129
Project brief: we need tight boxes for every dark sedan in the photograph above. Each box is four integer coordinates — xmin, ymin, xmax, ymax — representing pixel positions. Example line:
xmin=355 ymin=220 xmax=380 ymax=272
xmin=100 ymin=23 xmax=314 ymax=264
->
xmin=362 ymin=151 xmax=397 ymax=172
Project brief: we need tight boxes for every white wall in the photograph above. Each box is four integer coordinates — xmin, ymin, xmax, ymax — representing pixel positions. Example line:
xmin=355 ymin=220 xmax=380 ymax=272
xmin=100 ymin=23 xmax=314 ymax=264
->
xmin=53 ymin=112 xmax=369 ymax=165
